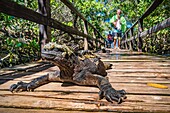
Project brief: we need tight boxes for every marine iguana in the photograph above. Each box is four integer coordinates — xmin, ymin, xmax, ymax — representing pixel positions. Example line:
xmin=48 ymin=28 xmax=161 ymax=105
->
xmin=10 ymin=42 xmax=126 ymax=104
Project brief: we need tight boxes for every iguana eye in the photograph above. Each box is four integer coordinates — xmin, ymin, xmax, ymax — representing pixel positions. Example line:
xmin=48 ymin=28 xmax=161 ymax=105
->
xmin=44 ymin=48 xmax=47 ymax=51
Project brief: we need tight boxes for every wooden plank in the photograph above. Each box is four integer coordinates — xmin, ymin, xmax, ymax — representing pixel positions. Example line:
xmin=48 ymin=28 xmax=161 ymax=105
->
xmin=1 ymin=70 xmax=169 ymax=81
xmin=108 ymin=72 xmax=170 ymax=78
xmin=0 ymin=91 xmax=170 ymax=109
xmin=107 ymin=68 xmax=170 ymax=73
xmin=0 ymin=49 xmax=170 ymax=112
xmin=1 ymin=62 xmax=44 ymax=71
xmin=1 ymin=71 xmax=169 ymax=81
xmin=0 ymin=70 xmax=15 ymax=76
xmin=0 ymin=62 xmax=44 ymax=76
xmin=0 ymin=92 xmax=170 ymax=112
xmin=108 ymin=76 xmax=170 ymax=84
xmin=102 ymin=59 xmax=153 ymax=62
xmin=0 ymin=108 xmax=114 ymax=113
xmin=1 ymin=74 xmax=169 ymax=81
xmin=109 ymin=62 xmax=170 ymax=67
xmin=110 ymin=66 xmax=170 ymax=69
xmin=1 ymin=91 xmax=170 ymax=104
xmin=0 ymin=65 xmax=57 ymax=80
xmin=1 ymin=81 xmax=170 ymax=95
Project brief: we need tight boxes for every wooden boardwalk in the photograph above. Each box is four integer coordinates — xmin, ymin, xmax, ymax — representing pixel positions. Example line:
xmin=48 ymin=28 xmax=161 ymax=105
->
xmin=0 ymin=49 xmax=170 ymax=113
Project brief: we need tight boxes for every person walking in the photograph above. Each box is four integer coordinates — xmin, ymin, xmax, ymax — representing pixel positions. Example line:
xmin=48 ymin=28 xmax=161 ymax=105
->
xmin=110 ymin=9 xmax=126 ymax=49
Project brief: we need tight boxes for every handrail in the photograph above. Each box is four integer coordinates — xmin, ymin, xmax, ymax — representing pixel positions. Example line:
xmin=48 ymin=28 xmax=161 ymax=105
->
xmin=0 ymin=0 xmax=105 ymax=51
xmin=121 ymin=0 xmax=165 ymax=51
xmin=60 ymin=0 xmax=104 ymax=40
xmin=122 ymin=17 xmax=170 ymax=43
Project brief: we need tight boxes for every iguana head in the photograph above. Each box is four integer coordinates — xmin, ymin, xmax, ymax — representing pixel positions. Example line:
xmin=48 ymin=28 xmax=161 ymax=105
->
xmin=41 ymin=42 xmax=77 ymax=70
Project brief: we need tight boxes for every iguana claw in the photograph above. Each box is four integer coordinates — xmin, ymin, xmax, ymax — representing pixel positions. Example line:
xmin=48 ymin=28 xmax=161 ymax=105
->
xmin=117 ymin=89 xmax=127 ymax=99
xmin=9 ymin=81 xmax=30 ymax=93
xmin=99 ymin=86 xmax=126 ymax=104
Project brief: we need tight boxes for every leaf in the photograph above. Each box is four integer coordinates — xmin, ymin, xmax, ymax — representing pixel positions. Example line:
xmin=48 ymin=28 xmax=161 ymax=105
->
xmin=16 ymin=42 xmax=22 ymax=47
xmin=147 ymin=83 xmax=168 ymax=89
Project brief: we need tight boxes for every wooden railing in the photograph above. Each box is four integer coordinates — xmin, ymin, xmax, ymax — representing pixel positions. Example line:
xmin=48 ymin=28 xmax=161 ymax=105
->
xmin=0 ymin=0 xmax=105 ymax=52
xmin=121 ymin=0 xmax=170 ymax=52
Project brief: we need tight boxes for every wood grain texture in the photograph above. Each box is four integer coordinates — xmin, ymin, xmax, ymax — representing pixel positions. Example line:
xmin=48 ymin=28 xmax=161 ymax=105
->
xmin=0 ymin=49 xmax=170 ymax=112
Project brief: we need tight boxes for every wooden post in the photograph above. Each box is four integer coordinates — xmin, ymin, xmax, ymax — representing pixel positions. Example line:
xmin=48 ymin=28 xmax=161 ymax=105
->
xmin=129 ymin=28 xmax=133 ymax=51
xmin=73 ymin=15 xmax=78 ymax=29
xmin=138 ymin=19 xmax=143 ymax=52
xmin=46 ymin=0 xmax=51 ymax=43
xmin=97 ymin=33 xmax=102 ymax=49
xmin=95 ymin=31 xmax=100 ymax=50
xmin=121 ymin=34 xmax=125 ymax=49
xmin=92 ymin=30 xmax=97 ymax=50
xmin=125 ymin=33 xmax=128 ymax=49
xmin=83 ymin=20 xmax=88 ymax=50
xmin=38 ymin=0 xmax=51 ymax=54
xmin=100 ymin=35 xmax=105 ymax=48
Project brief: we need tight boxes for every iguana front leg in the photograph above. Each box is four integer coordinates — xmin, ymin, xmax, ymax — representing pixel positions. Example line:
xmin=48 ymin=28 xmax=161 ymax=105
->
xmin=73 ymin=70 xmax=126 ymax=104
xmin=10 ymin=71 xmax=62 ymax=92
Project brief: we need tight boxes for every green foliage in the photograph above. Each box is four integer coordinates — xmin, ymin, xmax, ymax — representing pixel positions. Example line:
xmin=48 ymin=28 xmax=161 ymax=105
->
xmin=12 ymin=0 xmax=38 ymax=9
xmin=74 ymin=1 xmax=106 ymax=33
xmin=62 ymin=21 xmax=73 ymax=27
xmin=0 ymin=36 xmax=39 ymax=68
xmin=0 ymin=0 xmax=39 ymax=68
xmin=141 ymin=0 xmax=170 ymax=54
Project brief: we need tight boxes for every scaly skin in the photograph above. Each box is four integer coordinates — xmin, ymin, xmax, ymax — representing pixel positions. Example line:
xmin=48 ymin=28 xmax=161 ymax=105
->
xmin=10 ymin=42 xmax=126 ymax=104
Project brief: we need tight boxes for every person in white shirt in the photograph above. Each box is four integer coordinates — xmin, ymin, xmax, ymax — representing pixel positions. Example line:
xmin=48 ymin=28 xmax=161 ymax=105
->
xmin=110 ymin=9 xmax=127 ymax=49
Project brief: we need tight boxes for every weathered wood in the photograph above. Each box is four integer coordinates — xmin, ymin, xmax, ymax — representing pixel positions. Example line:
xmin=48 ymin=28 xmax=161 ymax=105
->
xmin=122 ymin=17 xmax=170 ymax=45
xmin=102 ymin=59 xmax=153 ymax=62
xmin=38 ymin=0 xmax=50 ymax=52
xmin=45 ymin=0 xmax=51 ymax=43
xmin=0 ymin=0 xmax=92 ymax=40
xmin=137 ymin=20 xmax=143 ymax=52
xmin=0 ymin=90 xmax=170 ymax=112
xmin=0 ymin=108 xmax=114 ymax=113
xmin=0 ymin=41 xmax=170 ymax=112
xmin=125 ymin=33 xmax=128 ymax=49
xmin=83 ymin=21 xmax=88 ymax=50
xmin=140 ymin=17 xmax=170 ymax=38
xmin=73 ymin=14 xmax=78 ymax=29
xmin=140 ymin=0 xmax=163 ymax=19
xmin=92 ymin=31 xmax=97 ymax=50
xmin=129 ymin=29 xmax=133 ymax=51
xmin=0 ymin=0 xmax=47 ymax=24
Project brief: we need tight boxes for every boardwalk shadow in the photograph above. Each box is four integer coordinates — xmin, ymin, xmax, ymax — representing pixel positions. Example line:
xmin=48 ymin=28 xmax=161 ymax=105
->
xmin=0 ymin=62 xmax=54 ymax=85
